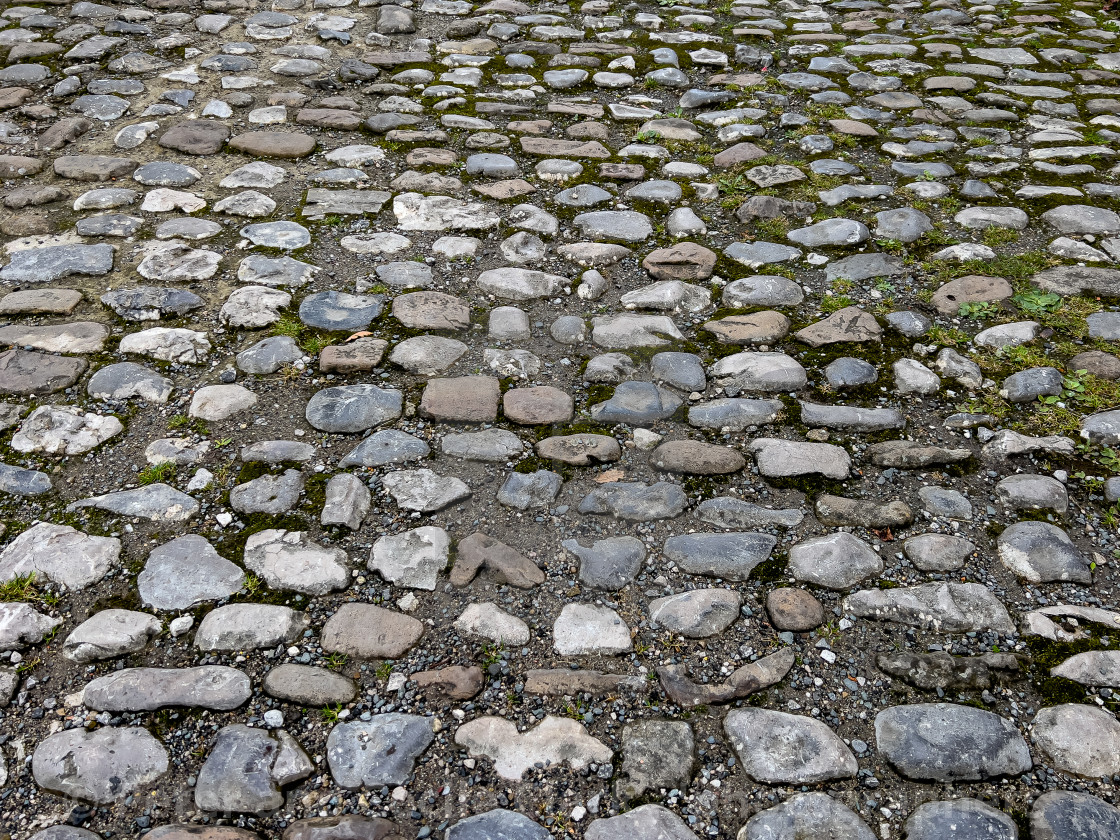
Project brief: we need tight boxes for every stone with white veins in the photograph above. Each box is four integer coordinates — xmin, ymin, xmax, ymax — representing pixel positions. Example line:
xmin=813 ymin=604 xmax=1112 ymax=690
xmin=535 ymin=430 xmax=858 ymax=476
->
xmin=244 ymin=529 xmax=349 ymax=595
xmin=725 ymin=708 xmax=858 ymax=784
xmin=32 ymin=727 xmax=168 ymax=805
xmin=369 ymin=526 xmax=449 ymax=590
xmin=455 ymin=602 xmax=530 ymax=645
xmin=0 ymin=523 xmax=120 ymax=590
xmin=553 ymin=604 xmax=631 ymax=655
xmin=382 ymin=469 xmax=470 ymax=512
xmin=455 ymin=715 xmax=612 ymax=781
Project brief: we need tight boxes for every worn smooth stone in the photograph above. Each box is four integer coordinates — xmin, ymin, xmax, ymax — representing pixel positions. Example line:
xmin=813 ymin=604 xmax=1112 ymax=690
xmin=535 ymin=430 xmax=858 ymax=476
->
xmin=998 ymin=521 xmax=1091 ymax=584
xmin=82 ymin=666 xmax=251 ymax=712
xmin=789 ymin=532 xmax=884 ymax=590
xmin=63 ymin=609 xmax=161 ymax=663
xmin=32 ymin=727 xmax=168 ymax=805
xmin=264 ymin=664 xmax=357 ymax=706
xmin=649 ymin=589 xmax=740 ymax=638
xmin=321 ymin=603 xmax=423 ymax=659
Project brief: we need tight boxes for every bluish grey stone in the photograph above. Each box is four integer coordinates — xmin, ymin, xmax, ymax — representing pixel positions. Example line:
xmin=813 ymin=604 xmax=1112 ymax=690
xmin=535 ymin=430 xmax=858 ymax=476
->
xmin=195 ymin=724 xmax=311 ymax=813
xmin=651 ymin=352 xmax=706 ymax=392
xmin=326 ymin=715 xmax=434 ymax=788
xmin=299 ymin=290 xmax=384 ymax=331
xmin=0 ymin=463 xmax=51 ymax=495
xmin=32 ymin=727 xmax=168 ymax=805
xmin=904 ymin=799 xmax=1016 ymax=840
xmin=1031 ymin=791 xmax=1120 ymax=840
xmin=138 ymin=535 xmax=244 ymax=611
xmin=236 ymin=335 xmax=303 ymax=374
xmin=76 ymin=213 xmax=142 ymax=237
xmin=663 ymin=532 xmax=777 ymax=580
xmin=875 ymin=703 xmax=1031 ymax=782
xmin=341 ymin=429 xmax=430 ymax=467
xmin=230 ymin=469 xmax=304 ymax=515
xmin=305 ymin=384 xmax=403 ymax=433
xmin=919 ymin=486 xmax=973 ymax=520
xmin=590 ymin=381 xmax=683 ymax=424
xmin=740 ymin=793 xmax=875 ymax=840
xmin=1000 ymin=366 xmax=1063 ymax=402
xmin=448 ymin=809 xmax=549 ymax=840
xmin=133 ymin=161 xmax=201 ymax=187
xmin=563 ymin=536 xmax=645 ymax=591
xmin=578 ymin=481 xmax=688 ymax=521
xmin=0 ymin=244 xmax=114 ymax=283
xmin=997 ymin=521 xmax=1091 ymax=584
xmin=824 ymin=357 xmax=877 ymax=388
xmin=556 ymin=184 xmax=611 ymax=207
xmin=101 ymin=286 xmax=204 ymax=321
xmin=688 ymin=398 xmax=783 ymax=430
xmin=497 ymin=470 xmax=562 ymax=510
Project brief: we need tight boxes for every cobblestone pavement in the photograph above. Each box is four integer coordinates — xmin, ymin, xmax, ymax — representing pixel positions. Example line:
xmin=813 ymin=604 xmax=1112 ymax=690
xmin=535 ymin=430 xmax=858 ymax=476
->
xmin=1 ymin=0 xmax=1120 ymax=838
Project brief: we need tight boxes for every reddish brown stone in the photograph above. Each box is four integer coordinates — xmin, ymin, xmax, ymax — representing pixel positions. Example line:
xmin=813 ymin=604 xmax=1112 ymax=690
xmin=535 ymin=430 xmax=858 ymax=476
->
xmin=420 ymin=376 xmax=499 ymax=422
xmin=319 ymin=338 xmax=387 ymax=373
xmin=503 ymin=386 xmax=573 ymax=425
xmin=766 ymin=588 xmax=825 ymax=631
xmin=452 ymin=532 xmax=545 ymax=588
xmin=642 ymin=242 xmax=718 ymax=281
xmin=413 ymin=666 xmax=484 ymax=700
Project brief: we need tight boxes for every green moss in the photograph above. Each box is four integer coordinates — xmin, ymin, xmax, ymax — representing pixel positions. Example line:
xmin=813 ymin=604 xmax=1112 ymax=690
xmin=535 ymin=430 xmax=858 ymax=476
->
xmin=1037 ymin=676 xmax=1088 ymax=706
xmin=680 ymin=474 xmax=725 ymax=500
xmin=1026 ymin=622 xmax=1118 ymax=710
xmin=585 ymin=384 xmax=614 ymax=406
xmin=514 ymin=456 xmax=549 ymax=474
xmin=302 ymin=472 xmax=330 ymax=510
xmin=749 ymin=556 xmax=788 ymax=583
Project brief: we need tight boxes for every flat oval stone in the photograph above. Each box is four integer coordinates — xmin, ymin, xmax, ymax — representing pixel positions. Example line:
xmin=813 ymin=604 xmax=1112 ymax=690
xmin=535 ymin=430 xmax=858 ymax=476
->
xmin=81 ymin=666 xmax=251 ymax=711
